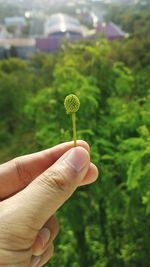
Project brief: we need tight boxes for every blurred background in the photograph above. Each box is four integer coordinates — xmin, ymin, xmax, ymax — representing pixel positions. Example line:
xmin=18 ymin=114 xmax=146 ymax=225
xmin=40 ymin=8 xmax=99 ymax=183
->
xmin=0 ymin=0 xmax=150 ymax=266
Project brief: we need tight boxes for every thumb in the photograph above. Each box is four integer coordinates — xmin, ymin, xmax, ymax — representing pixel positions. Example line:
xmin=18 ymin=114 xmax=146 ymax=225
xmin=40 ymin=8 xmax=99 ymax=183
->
xmin=16 ymin=147 xmax=90 ymax=228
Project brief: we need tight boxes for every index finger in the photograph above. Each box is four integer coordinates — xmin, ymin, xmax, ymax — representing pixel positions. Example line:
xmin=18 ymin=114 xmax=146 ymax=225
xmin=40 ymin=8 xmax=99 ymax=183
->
xmin=0 ymin=140 xmax=90 ymax=199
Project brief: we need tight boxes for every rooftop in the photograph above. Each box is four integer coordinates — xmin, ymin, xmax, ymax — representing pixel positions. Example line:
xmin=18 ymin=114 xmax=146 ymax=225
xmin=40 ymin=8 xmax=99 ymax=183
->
xmin=0 ymin=39 xmax=35 ymax=48
xmin=4 ymin=17 xmax=26 ymax=26
xmin=45 ymin=13 xmax=83 ymax=36
xmin=97 ymin=22 xmax=128 ymax=39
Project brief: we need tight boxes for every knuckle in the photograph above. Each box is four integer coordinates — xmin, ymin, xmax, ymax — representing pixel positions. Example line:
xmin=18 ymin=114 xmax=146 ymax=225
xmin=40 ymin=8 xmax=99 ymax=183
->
xmin=50 ymin=216 xmax=60 ymax=238
xmin=40 ymin=168 xmax=71 ymax=197
xmin=42 ymin=244 xmax=54 ymax=264
xmin=13 ymin=157 xmax=32 ymax=187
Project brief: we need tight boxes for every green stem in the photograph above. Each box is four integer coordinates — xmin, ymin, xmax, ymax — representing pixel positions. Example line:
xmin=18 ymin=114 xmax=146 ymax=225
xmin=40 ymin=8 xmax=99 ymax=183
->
xmin=72 ymin=112 xmax=77 ymax=147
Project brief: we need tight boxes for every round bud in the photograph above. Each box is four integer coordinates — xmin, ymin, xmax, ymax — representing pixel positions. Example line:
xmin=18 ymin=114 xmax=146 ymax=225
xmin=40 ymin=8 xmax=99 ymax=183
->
xmin=64 ymin=94 xmax=80 ymax=114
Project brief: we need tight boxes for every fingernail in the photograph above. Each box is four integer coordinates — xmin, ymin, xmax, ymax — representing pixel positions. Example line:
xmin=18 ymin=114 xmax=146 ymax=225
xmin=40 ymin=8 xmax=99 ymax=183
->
xmin=38 ymin=227 xmax=51 ymax=247
xmin=30 ymin=256 xmax=41 ymax=267
xmin=65 ymin=147 xmax=89 ymax=172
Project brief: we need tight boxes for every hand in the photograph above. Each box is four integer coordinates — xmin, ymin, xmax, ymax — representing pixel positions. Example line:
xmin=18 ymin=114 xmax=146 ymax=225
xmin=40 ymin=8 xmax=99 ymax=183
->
xmin=0 ymin=141 xmax=98 ymax=267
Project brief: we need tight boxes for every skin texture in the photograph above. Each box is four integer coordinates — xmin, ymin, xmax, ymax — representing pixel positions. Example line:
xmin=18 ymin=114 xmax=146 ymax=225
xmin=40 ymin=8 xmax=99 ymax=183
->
xmin=0 ymin=141 xmax=98 ymax=267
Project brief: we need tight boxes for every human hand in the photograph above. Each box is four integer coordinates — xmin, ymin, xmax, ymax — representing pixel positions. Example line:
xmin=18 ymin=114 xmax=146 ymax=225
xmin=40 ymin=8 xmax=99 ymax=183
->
xmin=0 ymin=141 xmax=98 ymax=267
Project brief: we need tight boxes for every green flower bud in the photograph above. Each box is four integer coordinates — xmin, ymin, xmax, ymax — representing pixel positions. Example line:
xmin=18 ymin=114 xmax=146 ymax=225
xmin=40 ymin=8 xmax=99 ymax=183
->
xmin=64 ymin=94 xmax=80 ymax=114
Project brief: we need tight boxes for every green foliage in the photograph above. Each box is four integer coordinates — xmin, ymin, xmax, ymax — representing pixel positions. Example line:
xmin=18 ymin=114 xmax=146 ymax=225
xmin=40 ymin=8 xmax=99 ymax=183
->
xmin=105 ymin=2 xmax=150 ymax=36
xmin=0 ymin=33 xmax=150 ymax=267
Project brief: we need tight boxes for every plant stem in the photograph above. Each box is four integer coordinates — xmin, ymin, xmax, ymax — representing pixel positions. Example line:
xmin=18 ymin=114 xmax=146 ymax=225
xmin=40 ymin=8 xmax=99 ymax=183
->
xmin=72 ymin=112 xmax=77 ymax=147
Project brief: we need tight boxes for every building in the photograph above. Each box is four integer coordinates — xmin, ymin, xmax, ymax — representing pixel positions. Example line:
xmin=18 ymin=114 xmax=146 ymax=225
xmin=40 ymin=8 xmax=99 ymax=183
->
xmin=4 ymin=17 xmax=26 ymax=27
xmin=96 ymin=22 xmax=128 ymax=40
xmin=44 ymin=13 xmax=83 ymax=38
xmin=0 ymin=39 xmax=36 ymax=59
xmin=36 ymin=13 xmax=83 ymax=52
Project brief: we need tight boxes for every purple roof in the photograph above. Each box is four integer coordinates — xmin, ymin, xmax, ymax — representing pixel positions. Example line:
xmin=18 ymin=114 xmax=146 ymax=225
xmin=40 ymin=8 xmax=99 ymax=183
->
xmin=36 ymin=35 xmax=82 ymax=52
xmin=36 ymin=38 xmax=60 ymax=52
xmin=97 ymin=22 xmax=127 ymax=40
